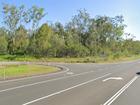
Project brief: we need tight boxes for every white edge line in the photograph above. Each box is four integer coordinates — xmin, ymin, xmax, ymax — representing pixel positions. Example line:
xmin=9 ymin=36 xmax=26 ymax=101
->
xmin=0 ymin=65 xmax=69 ymax=84
xmin=0 ymin=70 xmax=96 ymax=93
xmin=22 ymin=73 xmax=111 ymax=105
xmin=103 ymin=76 xmax=138 ymax=105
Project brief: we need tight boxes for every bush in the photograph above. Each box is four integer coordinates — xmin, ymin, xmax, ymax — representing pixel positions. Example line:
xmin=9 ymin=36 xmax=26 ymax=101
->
xmin=61 ymin=44 xmax=90 ymax=57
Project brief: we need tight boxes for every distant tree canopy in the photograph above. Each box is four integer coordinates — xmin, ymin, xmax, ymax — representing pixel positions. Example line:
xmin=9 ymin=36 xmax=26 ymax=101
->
xmin=0 ymin=4 xmax=140 ymax=57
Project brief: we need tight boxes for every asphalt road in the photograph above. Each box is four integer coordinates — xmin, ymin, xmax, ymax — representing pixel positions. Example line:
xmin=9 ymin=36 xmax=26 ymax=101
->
xmin=0 ymin=60 xmax=140 ymax=105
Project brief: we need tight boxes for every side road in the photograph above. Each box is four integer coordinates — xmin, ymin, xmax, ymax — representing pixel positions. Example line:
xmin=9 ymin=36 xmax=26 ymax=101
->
xmin=0 ymin=61 xmax=139 ymax=105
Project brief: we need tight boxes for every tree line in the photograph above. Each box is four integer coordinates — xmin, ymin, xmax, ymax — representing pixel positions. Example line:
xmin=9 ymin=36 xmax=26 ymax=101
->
xmin=0 ymin=4 xmax=140 ymax=58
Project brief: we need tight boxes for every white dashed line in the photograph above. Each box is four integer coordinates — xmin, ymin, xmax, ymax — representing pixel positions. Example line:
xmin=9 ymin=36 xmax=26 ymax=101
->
xmin=22 ymin=73 xmax=111 ymax=105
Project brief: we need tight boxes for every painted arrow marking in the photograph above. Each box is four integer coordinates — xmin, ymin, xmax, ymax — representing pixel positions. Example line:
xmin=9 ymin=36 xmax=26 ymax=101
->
xmin=103 ymin=77 xmax=123 ymax=82
xmin=66 ymin=72 xmax=74 ymax=75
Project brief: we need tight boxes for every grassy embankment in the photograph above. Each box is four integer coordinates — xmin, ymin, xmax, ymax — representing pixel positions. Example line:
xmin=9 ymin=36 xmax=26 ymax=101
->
xmin=0 ymin=64 xmax=58 ymax=80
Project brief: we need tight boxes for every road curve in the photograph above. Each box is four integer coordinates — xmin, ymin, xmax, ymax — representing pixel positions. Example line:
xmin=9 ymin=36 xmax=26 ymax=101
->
xmin=0 ymin=60 xmax=140 ymax=105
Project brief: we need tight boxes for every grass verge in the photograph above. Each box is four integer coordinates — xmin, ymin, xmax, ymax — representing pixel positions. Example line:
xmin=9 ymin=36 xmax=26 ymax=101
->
xmin=37 ymin=55 xmax=140 ymax=63
xmin=0 ymin=64 xmax=58 ymax=80
xmin=0 ymin=54 xmax=140 ymax=63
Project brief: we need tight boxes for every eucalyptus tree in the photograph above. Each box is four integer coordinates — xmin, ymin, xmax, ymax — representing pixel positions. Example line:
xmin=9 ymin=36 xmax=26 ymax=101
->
xmin=26 ymin=6 xmax=46 ymax=55
xmin=34 ymin=23 xmax=52 ymax=56
xmin=2 ymin=4 xmax=26 ymax=54
xmin=86 ymin=15 xmax=125 ymax=56
xmin=0 ymin=28 xmax=8 ymax=54
xmin=70 ymin=9 xmax=91 ymax=45
xmin=14 ymin=26 xmax=29 ymax=54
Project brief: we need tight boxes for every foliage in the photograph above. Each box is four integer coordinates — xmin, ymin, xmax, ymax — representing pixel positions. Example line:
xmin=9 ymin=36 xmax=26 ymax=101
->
xmin=14 ymin=26 xmax=29 ymax=54
xmin=0 ymin=4 xmax=140 ymax=59
xmin=0 ymin=28 xmax=8 ymax=54
xmin=34 ymin=23 xmax=52 ymax=55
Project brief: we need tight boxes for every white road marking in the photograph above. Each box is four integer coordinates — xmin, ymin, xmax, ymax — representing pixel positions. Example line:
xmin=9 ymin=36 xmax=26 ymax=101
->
xmin=22 ymin=73 xmax=111 ymax=105
xmin=0 ymin=65 xmax=69 ymax=84
xmin=66 ymin=72 xmax=74 ymax=75
xmin=102 ymin=77 xmax=123 ymax=82
xmin=0 ymin=70 xmax=96 ymax=93
xmin=103 ymin=76 xmax=138 ymax=105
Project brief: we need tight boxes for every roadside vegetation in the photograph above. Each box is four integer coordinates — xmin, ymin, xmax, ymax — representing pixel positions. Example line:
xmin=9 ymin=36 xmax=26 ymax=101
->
xmin=0 ymin=64 xmax=58 ymax=79
xmin=0 ymin=4 xmax=140 ymax=63
xmin=0 ymin=54 xmax=140 ymax=63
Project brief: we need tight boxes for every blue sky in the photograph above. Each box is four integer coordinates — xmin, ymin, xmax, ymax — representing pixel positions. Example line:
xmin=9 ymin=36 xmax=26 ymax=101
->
xmin=0 ymin=0 xmax=140 ymax=40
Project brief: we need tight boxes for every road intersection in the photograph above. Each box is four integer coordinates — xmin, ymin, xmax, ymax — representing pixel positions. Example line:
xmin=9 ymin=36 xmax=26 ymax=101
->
xmin=0 ymin=61 xmax=139 ymax=105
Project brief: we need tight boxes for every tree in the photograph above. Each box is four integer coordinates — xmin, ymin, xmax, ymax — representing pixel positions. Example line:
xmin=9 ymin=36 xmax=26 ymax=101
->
xmin=65 ymin=22 xmax=80 ymax=46
xmin=48 ymin=34 xmax=66 ymax=57
xmin=130 ymin=41 xmax=140 ymax=55
xmin=0 ymin=28 xmax=8 ymax=54
xmin=26 ymin=6 xmax=46 ymax=55
xmin=2 ymin=4 xmax=26 ymax=54
xmin=34 ymin=23 xmax=52 ymax=56
xmin=1 ymin=4 xmax=138 ymax=58
xmin=85 ymin=15 xmax=125 ymax=56
xmin=69 ymin=9 xmax=91 ymax=45
xmin=52 ymin=22 xmax=65 ymax=38
xmin=25 ymin=6 xmax=46 ymax=33
xmin=14 ymin=26 xmax=29 ymax=54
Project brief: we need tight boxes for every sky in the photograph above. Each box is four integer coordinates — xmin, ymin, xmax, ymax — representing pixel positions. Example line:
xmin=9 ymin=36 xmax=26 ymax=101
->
xmin=0 ymin=0 xmax=140 ymax=40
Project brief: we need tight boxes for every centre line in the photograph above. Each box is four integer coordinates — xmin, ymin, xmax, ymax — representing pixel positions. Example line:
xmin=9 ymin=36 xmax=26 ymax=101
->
xmin=22 ymin=73 xmax=111 ymax=105
xmin=0 ymin=70 xmax=96 ymax=93
xmin=103 ymin=76 xmax=138 ymax=105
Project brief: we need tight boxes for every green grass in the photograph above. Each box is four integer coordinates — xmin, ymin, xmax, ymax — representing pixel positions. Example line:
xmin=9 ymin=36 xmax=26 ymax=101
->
xmin=0 ymin=55 xmax=38 ymax=61
xmin=0 ymin=64 xmax=58 ymax=79
xmin=0 ymin=54 xmax=140 ymax=63
xmin=40 ymin=55 xmax=140 ymax=63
